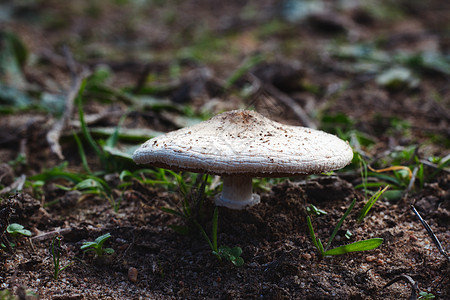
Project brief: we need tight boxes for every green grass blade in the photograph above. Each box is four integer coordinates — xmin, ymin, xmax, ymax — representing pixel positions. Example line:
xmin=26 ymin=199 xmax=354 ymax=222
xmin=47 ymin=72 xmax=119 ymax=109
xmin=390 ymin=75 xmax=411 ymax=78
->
xmin=193 ymin=219 xmax=213 ymax=251
xmin=58 ymin=261 xmax=75 ymax=272
xmin=106 ymin=112 xmax=127 ymax=148
xmin=357 ymin=185 xmax=389 ymax=223
xmin=324 ymin=198 xmax=356 ymax=252
xmin=212 ymin=207 xmax=218 ymax=252
xmin=160 ymin=207 xmax=186 ymax=219
xmin=29 ymin=170 xmax=84 ymax=184
xmin=158 ymin=168 xmax=168 ymax=182
xmin=86 ymin=175 xmax=111 ymax=194
xmin=428 ymin=156 xmax=450 ymax=181
xmin=74 ymin=178 xmax=103 ymax=192
xmin=166 ymin=170 xmax=188 ymax=196
xmin=368 ymin=172 xmax=403 ymax=187
xmin=359 ymin=154 xmax=368 ymax=199
xmin=354 ymin=182 xmax=389 ymax=189
xmin=182 ymin=198 xmax=192 ymax=218
xmin=306 ymin=215 xmax=323 ymax=256
xmin=194 ymin=174 xmax=208 ymax=212
xmin=142 ymin=179 xmax=175 ymax=186
xmin=73 ymin=131 xmax=92 ymax=174
xmin=51 ymin=236 xmax=60 ymax=279
xmin=76 ymin=78 xmax=108 ymax=167
xmin=417 ymin=163 xmax=424 ymax=189
xmin=119 ymin=170 xmax=133 ymax=181
xmin=317 ymin=238 xmax=324 ymax=255
xmin=323 ymin=238 xmax=383 ymax=256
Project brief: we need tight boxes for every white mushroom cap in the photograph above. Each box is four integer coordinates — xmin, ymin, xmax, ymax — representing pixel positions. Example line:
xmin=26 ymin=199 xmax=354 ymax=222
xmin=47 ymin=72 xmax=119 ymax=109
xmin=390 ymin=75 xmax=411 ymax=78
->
xmin=133 ymin=109 xmax=353 ymax=209
xmin=133 ymin=109 xmax=353 ymax=176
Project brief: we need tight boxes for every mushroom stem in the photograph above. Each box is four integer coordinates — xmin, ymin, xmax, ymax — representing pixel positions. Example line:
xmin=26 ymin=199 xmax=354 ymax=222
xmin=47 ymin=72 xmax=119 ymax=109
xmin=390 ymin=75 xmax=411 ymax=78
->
xmin=215 ymin=175 xmax=260 ymax=210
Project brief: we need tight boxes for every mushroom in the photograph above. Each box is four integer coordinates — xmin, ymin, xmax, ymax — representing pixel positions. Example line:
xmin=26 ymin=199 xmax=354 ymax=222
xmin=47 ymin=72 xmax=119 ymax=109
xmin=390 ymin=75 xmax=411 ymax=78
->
xmin=133 ymin=110 xmax=353 ymax=210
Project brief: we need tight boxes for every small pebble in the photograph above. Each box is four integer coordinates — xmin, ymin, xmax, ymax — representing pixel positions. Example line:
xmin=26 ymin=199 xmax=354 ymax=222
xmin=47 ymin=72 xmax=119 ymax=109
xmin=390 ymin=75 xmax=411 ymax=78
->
xmin=409 ymin=235 xmax=418 ymax=242
xmin=301 ymin=253 xmax=312 ymax=261
xmin=365 ymin=255 xmax=377 ymax=262
xmin=128 ymin=267 xmax=138 ymax=283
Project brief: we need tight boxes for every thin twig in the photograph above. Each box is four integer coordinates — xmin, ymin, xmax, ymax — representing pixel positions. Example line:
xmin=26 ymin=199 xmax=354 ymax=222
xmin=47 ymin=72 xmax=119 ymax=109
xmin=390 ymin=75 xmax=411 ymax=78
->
xmin=410 ymin=205 xmax=450 ymax=261
xmin=383 ymin=274 xmax=418 ymax=300
xmin=46 ymin=47 xmax=90 ymax=159
xmin=69 ymin=110 xmax=125 ymax=127
xmin=0 ymin=174 xmax=26 ymax=195
xmin=420 ymin=159 xmax=450 ymax=174
xmin=403 ymin=166 xmax=418 ymax=198
xmin=31 ymin=228 xmax=72 ymax=242
xmin=263 ymin=83 xmax=317 ymax=129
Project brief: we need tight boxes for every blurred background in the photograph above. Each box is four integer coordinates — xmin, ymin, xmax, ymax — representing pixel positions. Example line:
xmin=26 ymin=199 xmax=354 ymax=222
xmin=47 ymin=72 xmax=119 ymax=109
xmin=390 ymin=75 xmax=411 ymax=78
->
xmin=1 ymin=0 xmax=449 ymax=183
xmin=1 ymin=1 xmax=450 ymax=299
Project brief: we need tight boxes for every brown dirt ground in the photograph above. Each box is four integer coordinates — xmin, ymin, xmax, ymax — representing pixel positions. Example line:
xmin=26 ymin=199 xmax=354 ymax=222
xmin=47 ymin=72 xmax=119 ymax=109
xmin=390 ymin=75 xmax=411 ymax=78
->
xmin=1 ymin=0 xmax=449 ymax=299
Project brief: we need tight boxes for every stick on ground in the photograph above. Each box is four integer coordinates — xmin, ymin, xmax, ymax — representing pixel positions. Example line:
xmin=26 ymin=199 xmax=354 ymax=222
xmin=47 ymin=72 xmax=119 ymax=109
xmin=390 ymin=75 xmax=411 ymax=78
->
xmin=46 ymin=47 xmax=90 ymax=159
